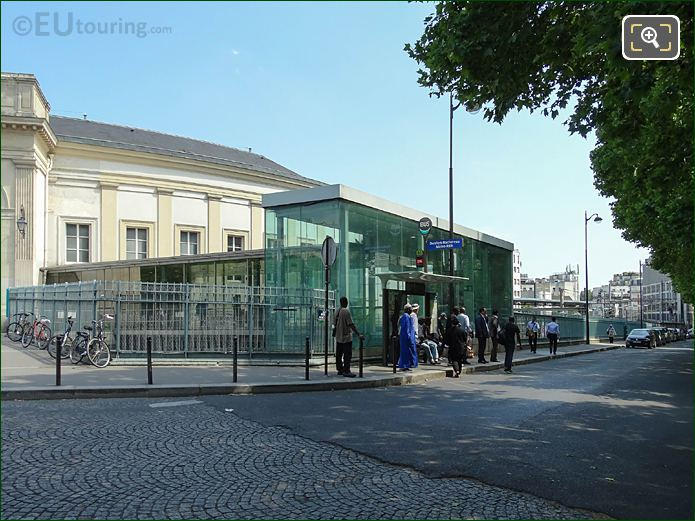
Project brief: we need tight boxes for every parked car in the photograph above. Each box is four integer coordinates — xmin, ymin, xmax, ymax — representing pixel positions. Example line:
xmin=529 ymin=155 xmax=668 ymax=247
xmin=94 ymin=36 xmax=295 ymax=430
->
xmin=649 ymin=328 xmax=666 ymax=346
xmin=687 ymin=328 xmax=693 ymax=339
xmin=626 ymin=329 xmax=656 ymax=349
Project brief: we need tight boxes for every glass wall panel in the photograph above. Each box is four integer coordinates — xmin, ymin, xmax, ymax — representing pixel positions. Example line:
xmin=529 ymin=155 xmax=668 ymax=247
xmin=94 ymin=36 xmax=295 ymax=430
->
xmin=264 ymin=198 xmax=513 ymax=351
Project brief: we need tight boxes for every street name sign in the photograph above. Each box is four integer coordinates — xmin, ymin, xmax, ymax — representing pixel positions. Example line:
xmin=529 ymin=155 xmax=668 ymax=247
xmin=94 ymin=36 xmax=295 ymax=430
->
xmin=426 ymin=238 xmax=463 ymax=251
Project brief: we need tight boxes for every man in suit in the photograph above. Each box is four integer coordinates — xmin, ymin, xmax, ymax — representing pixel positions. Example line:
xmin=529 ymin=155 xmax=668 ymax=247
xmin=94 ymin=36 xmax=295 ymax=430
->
xmin=474 ymin=307 xmax=490 ymax=364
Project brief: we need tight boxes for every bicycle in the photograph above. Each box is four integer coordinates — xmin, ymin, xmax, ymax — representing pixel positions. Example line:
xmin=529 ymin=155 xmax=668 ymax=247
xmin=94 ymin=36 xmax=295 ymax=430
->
xmin=47 ymin=317 xmax=75 ymax=360
xmin=20 ymin=316 xmax=52 ymax=350
xmin=70 ymin=314 xmax=113 ymax=368
xmin=6 ymin=312 xmax=34 ymax=342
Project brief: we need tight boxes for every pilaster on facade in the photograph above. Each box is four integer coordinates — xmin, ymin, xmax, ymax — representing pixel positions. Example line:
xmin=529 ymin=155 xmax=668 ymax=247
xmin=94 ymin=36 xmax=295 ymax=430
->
xmin=207 ymin=194 xmax=223 ymax=253
xmin=100 ymin=182 xmax=119 ymax=262
xmin=156 ymin=187 xmax=174 ymax=257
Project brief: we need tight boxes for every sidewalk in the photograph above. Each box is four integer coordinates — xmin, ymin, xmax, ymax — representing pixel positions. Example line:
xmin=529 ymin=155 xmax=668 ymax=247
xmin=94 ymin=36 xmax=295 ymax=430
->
xmin=1 ymin=338 xmax=621 ymax=400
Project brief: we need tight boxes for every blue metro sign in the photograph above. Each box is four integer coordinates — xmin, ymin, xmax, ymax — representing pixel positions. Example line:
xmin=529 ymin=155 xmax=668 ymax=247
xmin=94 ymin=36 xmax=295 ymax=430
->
xmin=426 ymin=238 xmax=463 ymax=251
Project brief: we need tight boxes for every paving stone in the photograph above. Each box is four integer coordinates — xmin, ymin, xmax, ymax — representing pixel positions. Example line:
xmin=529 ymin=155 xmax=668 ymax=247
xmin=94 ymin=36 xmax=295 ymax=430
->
xmin=2 ymin=399 xmax=603 ymax=520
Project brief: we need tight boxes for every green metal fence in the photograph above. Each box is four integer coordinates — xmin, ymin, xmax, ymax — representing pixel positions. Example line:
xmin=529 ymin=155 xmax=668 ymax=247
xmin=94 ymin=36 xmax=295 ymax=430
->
xmin=7 ymin=282 xmax=334 ymax=358
xmin=513 ymin=312 xmax=641 ymax=342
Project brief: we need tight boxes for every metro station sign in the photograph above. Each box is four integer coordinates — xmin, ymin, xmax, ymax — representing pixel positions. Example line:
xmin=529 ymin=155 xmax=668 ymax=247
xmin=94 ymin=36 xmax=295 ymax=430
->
xmin=426 ymin=238 xmax=463 ymax=251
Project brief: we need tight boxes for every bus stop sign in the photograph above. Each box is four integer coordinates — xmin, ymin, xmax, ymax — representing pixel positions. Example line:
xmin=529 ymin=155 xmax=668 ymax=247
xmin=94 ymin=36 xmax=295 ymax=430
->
xmin=419 ymin=217 xmax=433 ymax=236
xmin=321 ymin=236 xmax=337 ymax=267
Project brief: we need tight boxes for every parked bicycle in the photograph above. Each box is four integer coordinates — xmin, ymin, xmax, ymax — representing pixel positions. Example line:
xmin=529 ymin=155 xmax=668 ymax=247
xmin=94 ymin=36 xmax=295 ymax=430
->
xmin=6 ymin=312 xmax=34 ymax=342
xmin=47 ymin=317 xmax=75 ymax=360
xmin=20 ymin=316 xmax=52 ymax=350
xmin=70 ymin=314 xmax=113 ymax=368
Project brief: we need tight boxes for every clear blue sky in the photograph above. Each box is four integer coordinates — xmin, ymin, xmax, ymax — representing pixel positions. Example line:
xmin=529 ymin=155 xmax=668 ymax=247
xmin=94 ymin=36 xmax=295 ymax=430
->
xmin=1 ymin=1 xmax=648 ymax=287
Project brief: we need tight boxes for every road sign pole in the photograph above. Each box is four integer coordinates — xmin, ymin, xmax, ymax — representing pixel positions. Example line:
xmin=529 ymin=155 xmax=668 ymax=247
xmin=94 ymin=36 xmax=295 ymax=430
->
xmin=321 ymin=236 xmax=337 ymax=377
xmin=324 ymin=265 xmax=329 ymax=376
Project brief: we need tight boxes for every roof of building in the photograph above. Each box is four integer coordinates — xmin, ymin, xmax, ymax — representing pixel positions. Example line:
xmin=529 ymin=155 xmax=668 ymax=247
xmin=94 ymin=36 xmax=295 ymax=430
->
xmin=261 ymin=184 xmax=515 ymax=251
xmin=50 ymin=115 xmax=321 ymax=185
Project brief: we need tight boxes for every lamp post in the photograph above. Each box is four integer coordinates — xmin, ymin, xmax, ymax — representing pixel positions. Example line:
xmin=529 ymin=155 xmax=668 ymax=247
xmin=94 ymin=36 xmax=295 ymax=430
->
xmin=16 ymin=205 xmax=27 ymax=238
xmin=584 ymin=211 xmax=602 ymax=344
xmin=447 ymin=93 xmax=479 ymax=313
xmin=639 ymin=260 xmax=643 ymax=327
xmin=448 ymin=93 xmax=460 ymax=313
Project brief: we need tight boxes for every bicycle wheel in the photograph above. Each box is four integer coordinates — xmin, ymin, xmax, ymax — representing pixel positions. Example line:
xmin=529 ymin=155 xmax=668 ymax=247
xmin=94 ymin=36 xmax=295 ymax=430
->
xmin=20 ymin=326 xmax=34 ymax=348
xmin=36 ymin=325 xmax=52 ymax=350
xmin=87 ymin=339 xmax=111 ymax=368
xmin=6 ymin=322 xmax=25 ymax=342
xmin=70 ymin=336 xmax=87 ymax=364
xmin=47 ymin=335 xmax=72 ymax=360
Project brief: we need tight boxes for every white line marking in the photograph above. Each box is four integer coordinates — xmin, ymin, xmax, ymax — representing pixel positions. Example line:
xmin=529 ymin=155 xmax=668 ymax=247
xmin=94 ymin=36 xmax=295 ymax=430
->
xmin=149 ymin=400 xmax=203 ymax=408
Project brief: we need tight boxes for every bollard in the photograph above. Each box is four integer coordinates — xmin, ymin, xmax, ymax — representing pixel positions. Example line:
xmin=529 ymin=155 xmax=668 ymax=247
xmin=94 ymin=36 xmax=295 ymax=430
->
xmin=392 ymin=335 xmax=397 ymax=374
xmin=359 ymin=336 xmax=364 ymax=378
xmin=146 ymin=336 xmax=153 ymax=385
xmin=305 ymin=337 xmax=310 ymax=381
xmin=233 ymin=336 xmax=238 ymax=383
xmin=55 ymin=335 xmax=63 ymax=386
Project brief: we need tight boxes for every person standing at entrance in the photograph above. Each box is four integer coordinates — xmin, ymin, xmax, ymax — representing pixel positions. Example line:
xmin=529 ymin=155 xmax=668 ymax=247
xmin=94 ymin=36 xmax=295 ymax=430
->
xmin=546 ymin=316 xmax=560 ymax=355
xmin=526 ymin=316 xmax=540 ymax=353
xmin=501 ymin=317 xmax=522 ymax=373
xmin=488 ymin=309 xmax=500 ymax=362
xmin=334 ymin=297 xmax=364 ymax=377
xmin=398 ymin=304 xmax=417 ymax=371
xmin=475 ymin=308 xmax=490 ymax=364
xmin=445 ymin=315 xmax=467 ymax=377
xmin=606 ymin=324 xmax=616 ymax=343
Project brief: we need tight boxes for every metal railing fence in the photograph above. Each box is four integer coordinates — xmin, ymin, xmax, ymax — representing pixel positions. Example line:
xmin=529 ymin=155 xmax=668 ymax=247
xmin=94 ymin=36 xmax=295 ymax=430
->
xmin=7 ymin=281 xmax=334 ymax=358
xmin=513 ymin=311 xmax=641 ymax=341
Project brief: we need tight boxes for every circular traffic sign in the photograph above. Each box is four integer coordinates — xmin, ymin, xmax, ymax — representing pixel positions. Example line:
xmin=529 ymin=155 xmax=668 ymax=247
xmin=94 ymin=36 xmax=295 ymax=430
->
xmin=321 ymin=236 xmax=337 ymax=267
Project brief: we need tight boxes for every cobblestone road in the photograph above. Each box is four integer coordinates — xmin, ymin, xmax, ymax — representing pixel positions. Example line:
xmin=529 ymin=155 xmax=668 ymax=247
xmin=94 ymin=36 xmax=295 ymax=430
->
xmin=1 ymin=398 xmax=604 ymax=520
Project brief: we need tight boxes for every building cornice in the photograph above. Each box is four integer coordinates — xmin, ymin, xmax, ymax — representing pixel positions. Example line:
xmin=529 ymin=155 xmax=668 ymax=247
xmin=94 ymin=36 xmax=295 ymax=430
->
xmin=49 ymin=170 xmax=263 ymax=204
xmin=54 ymin=140 xmax=319 ymax=191
xmin=1 ymin=115 xmax=57 ymax=152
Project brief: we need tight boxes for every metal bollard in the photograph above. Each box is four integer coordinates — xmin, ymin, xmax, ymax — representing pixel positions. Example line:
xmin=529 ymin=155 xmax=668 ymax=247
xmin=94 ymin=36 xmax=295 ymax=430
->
xmin=359 ymin=336 xmax=364 ymax=378
xmin=55 ymin=335 xmax=63 ymax=386
xmin=305 ymin=337 xmax=310 ymax=381
xmin=146 ymin=336 xmax=153 ymax=385
xmin=233 ymin=336 xmax=238 ymax=383
xmin=392 ymin=335 xmax=397 ymax=374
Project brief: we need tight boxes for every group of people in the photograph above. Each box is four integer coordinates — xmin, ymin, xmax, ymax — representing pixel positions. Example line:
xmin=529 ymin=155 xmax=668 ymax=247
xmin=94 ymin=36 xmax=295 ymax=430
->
xmin=524 ymin=316 xmax=561 ymax=354
xmin=333 ymin=296 xmax=563 ymax=379
xmin=397 ymin=305 xmax=528 ymax=376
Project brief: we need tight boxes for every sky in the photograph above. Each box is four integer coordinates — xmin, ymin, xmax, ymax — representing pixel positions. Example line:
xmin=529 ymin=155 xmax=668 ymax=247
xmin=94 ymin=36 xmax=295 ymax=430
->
xmin=0 ymin=1 xmax=649 ymax=287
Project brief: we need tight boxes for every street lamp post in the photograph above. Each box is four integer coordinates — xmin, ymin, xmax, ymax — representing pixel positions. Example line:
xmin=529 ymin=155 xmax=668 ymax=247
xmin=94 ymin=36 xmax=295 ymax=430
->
xmin=584 ymin=211 xmax=602 ymax=344
xmin=448 ymin=93 xmax=461 ymax=313
xmin=447 ymin=93 xmax=480 ymax=313
xmin=639 ymin=260 xmax=643 ymax=327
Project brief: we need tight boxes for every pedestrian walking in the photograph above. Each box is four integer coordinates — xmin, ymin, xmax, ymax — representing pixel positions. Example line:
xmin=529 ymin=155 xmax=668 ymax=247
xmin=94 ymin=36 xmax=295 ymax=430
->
xmin=398 ymin=304 xmax=417 ymax=371
xmin=501 ymin=317 xmax=522 ymax=373
xmin=333 ymin=297 xmax=364 ymax=377
xmin=445 ymin=315 xmax=467 ymax=377
xmin=546 ymin=316 xmax=560 ymax=355
xmin=474 ymin=307 xmax=490 ymax=364
xmin=606 ymin=324 xmax=616 ymax=344
xmin=488 ymin=309 xmax=501 ymax=362
xmin=526 ymin=316 xmax=540 ymax=353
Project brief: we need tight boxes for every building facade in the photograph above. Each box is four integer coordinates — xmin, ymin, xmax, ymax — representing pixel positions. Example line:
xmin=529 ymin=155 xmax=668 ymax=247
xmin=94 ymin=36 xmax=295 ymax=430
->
xmin=642 ymin=261 xmax=692 ymax=326
xmin=512 ymin=249 xmax=521 ymax=302
xmin=1 ymin=72 xmax=321 ymax=316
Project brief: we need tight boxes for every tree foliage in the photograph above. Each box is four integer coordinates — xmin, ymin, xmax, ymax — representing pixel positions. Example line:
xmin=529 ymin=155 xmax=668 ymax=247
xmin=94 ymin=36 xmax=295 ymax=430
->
xmin=406 ymin=1 xmax=693 ymax=302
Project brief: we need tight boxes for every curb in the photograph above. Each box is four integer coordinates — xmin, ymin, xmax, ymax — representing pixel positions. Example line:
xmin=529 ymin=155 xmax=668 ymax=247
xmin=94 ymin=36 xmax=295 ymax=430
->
xmin=1 ymin=344 xmax=620 ymax=401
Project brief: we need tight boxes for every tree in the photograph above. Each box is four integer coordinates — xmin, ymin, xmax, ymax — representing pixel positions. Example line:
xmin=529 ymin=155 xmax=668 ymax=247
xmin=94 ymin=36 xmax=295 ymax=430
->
xmin=405 ymin=1 xmax=694 ymax=302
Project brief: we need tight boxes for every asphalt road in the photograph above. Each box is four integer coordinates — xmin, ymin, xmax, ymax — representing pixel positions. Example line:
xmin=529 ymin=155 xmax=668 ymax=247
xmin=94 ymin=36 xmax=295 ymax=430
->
xmin=205 ymin=342 xmax=694 ymax=519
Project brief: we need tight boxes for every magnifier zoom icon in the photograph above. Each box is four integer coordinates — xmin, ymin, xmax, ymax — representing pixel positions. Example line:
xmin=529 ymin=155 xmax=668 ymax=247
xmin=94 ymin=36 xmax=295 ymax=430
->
xmin=640 ymin=26 xmax=660 ymax=48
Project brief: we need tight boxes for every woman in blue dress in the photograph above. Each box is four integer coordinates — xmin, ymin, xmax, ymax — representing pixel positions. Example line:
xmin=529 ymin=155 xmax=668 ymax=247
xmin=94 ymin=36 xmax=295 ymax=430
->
xmin=398 ymin=304 xmax=417 ymax=370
